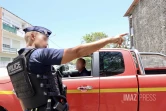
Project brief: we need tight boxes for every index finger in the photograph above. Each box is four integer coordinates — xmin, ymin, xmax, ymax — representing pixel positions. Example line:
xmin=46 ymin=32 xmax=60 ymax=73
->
xmin=120 ymin=33 xmax=128 ymax=37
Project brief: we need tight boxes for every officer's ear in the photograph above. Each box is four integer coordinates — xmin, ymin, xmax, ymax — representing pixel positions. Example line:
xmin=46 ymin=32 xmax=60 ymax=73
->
xmin=31 ymin=32 xmax=36 ymax=41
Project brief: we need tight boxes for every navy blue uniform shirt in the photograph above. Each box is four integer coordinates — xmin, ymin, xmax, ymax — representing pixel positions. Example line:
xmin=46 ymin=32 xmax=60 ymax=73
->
xmin=18 ymin=48 xmax=64 ymax=74
xmin=79 ymin=68 xmax=90 ymax=76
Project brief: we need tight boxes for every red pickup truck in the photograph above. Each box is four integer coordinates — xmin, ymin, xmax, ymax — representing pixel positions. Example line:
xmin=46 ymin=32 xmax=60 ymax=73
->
xmin=0 ymin=48 xmax=166 ymax=111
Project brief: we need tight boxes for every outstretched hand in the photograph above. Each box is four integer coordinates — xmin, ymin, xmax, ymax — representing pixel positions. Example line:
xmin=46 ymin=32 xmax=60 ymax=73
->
xmin=110 ymin=33 xmax=128 ymax=46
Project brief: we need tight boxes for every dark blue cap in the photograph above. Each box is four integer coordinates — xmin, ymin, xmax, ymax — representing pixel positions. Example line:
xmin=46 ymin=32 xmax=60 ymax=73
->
xmin=23 ymin=26 xmax=52 ymax=37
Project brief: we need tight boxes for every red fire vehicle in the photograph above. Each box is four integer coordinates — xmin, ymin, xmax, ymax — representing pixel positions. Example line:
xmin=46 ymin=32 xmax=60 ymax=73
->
xmin=0 ymin=48 xmax=166 ymax=111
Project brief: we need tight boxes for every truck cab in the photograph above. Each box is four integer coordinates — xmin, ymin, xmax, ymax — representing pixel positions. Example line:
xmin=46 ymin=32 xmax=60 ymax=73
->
xmin=0 ymin=48 xmax=166 ymax=111
xmin=62 ymin=48 xmax=166 ymax=111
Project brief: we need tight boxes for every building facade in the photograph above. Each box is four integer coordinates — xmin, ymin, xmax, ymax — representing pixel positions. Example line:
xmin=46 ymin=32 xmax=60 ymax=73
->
xmin=0 ymin=7 xmax=32 ymax=67
xmin=124 ymin=0 xmax=166 ymax=54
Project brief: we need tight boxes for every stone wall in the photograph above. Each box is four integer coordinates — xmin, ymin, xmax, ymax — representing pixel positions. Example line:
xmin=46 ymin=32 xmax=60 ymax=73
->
xmin=132 ymin=0 xmax=166 ymax=54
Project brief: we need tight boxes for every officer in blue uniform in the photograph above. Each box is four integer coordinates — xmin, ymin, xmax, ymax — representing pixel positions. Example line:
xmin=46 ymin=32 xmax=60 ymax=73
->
xmin=7 ymin=26 xmax=127 ymax=111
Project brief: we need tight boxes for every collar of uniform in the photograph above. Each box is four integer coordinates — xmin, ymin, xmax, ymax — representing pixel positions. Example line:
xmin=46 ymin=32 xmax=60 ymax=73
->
xmin=18 ymin=48 xmax=26 ymax=55
xmin=79 ymin=67 xmax=87 ymax=73
xmin=18 ymin=48 xmax=33 ymax=55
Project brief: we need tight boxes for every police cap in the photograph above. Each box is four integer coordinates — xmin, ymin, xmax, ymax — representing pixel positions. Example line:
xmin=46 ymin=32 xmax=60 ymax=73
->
xmin=23 ymin=26 xmax=52 ymax=37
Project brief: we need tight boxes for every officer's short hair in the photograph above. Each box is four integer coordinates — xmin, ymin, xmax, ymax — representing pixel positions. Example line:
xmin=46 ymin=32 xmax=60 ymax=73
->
xmin=78 ymin=58 xmax=86 ymax=65
xmin=24 ymin=31 xmax=39 ymax=42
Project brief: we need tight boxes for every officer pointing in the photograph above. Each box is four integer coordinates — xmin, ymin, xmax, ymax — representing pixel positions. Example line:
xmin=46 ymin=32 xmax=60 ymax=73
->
xmin=7 ymin=26 xmax=127 ymax=111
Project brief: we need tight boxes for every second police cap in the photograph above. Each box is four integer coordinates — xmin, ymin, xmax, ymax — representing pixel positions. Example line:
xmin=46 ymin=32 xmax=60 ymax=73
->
xmin=23 ymin=26 xmax=52 ymax=37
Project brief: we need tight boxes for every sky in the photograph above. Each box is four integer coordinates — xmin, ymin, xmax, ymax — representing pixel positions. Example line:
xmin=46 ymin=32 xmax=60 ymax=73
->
xmin=0 ymin=0 xmax=133 ymax=48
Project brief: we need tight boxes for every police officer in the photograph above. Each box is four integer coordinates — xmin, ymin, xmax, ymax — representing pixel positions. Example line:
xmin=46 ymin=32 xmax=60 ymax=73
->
xmin=7 ymin=26 xmax=127 ymax=111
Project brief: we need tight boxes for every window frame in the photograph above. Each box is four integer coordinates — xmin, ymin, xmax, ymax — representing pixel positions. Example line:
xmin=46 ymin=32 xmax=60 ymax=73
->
xmin=62 ymin=52 xmax=100 ymax=80
xmin=130 ymin=49 xmax=146 ymax=75
xmin=3 ymin=37 xmax=11 ymax=46
xmin=12 ymin=39 xmax=20 ymax=49
xmin=0 ymin=57 xmax=11 ymax=61
xmin=3 ymin=17 xmax=11 ymax=26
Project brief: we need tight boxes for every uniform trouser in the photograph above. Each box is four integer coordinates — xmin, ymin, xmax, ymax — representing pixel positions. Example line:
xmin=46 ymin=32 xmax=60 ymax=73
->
xmin=25 ymin=104 xmax=46 ymax=111
xmin=25 ymin=103 xmax=68 ymax=111
xmin=25 ymin=105 xmax=68 ymax=111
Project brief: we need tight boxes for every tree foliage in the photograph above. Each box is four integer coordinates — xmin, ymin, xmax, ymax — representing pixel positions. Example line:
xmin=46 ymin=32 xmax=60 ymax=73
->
xmin=82 ymin=32 xmax=110 ymax=48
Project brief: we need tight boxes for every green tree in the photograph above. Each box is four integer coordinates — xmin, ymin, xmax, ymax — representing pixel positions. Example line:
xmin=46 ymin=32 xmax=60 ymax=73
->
xmin=82 ymin=32 xmax=110 ymax=48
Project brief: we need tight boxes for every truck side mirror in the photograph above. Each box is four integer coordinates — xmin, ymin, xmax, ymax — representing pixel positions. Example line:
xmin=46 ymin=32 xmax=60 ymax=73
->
xmin=56 ymin=65 xmax=66 ymax=72
xmin=64 ymin=65 xmax=69 ymax=71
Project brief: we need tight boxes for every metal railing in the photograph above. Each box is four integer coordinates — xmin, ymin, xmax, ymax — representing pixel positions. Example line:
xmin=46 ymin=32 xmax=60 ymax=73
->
xmin=139 ymin=52 xmax=166 ymax=57
xmin=3 ymin=23 xmax=17 ymax=34
xmin=2 ymin=47 xmax=17 ymax=54
xmin=3 ymin=22 xmax=25 ymax=37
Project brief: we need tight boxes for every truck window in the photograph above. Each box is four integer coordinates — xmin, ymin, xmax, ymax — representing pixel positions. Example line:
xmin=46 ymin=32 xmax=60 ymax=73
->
xmin=55 ymin=57 xmax=92 ymax=78
xmin=131 ymin=51 xmax=140 ymax=74
xmin=131 ymin=52 xmax=139 ymax=68
xmin=99 ymin=51 xmax=125 ymax=76
xmin=68 ymin=57 xmax=91 ymax=71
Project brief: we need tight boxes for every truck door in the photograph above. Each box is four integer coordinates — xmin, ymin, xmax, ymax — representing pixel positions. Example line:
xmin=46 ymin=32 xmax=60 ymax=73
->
xmin=62 ymin=53 xmax=100 ymax=111
xmin=138 ymin=53 xmax=166 ymax=111
xmin=98 ymin=50 xmax=139 ymax=111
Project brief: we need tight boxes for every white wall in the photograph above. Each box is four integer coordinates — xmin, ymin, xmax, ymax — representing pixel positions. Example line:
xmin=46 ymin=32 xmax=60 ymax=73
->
xmin=0 ymin=68 xmax=8 ymax=77
xmin=3 ymin=37 xmax=10 ymax=46
xmin=2 ymin=8 xmax=32 ymax=38
xmin=20 ymin=39 xmax=26 ymax=48
xmin=0 ymin=53 xmax=16 ymax=67
xmin=2 ymin=8 xmax=32 ymax=29
xmin=0 ymin=8 xmax=30 ymax=62
xmin=3 ymin=36 xmax=23 ymax=49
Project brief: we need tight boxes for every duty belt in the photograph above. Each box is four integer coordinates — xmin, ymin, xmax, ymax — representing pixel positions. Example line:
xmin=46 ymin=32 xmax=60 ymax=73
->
xmin=36 ymin=73 xmax=68 ymax=111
